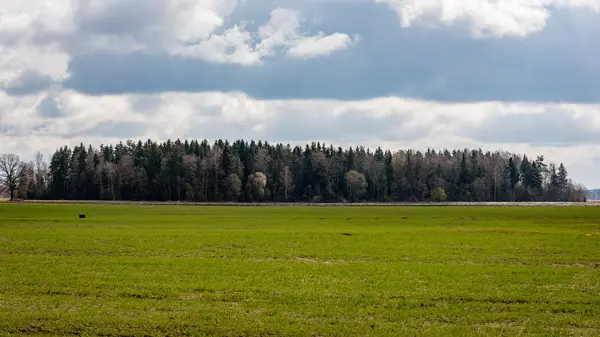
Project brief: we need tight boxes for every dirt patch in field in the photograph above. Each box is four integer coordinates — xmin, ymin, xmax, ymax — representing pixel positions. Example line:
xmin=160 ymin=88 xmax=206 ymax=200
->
xmin=549 ymin=263 xmax=592 ymax=268
xmin=455 ymin=229 xmax=550 ymax=235
xmin=435 ymin=296 xmax=531 ymax=304
xmin=480 ymin=322 xmax=518 ymax=328
xmin=180 ymin=294 xmax=204 ymax=300
xmin=121 ymin=293 xmax=167 ymax=300
xmin=253 ymin=257 xmax=358 ymax=265
xmin=435 ymin=296 xmax=594 ymax=306
xmin=0 ymin=236 xmax=14 ymax=243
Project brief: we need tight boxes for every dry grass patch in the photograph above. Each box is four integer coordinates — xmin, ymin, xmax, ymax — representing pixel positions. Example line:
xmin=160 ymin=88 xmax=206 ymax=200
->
xmin=253 ymin=257 xmax=357 ymax=265
xmin=456 ymin=229 xmax=550 ymax=235
xmin=179 ymin=294 xmax=204 ymax=300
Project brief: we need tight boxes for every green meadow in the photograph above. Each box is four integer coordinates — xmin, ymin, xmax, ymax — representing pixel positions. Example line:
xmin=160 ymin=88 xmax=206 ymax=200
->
xmin=0 ymin=204 xmax=599 ymax=336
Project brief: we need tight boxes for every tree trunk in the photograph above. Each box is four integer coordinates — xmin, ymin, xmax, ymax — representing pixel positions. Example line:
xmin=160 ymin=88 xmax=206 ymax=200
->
xmin=214 ymin=169 xmax=218 ymax=201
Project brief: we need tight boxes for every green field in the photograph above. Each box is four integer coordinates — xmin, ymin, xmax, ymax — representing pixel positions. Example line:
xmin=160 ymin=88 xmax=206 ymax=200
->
xmin=0 ymin=204 xmax=599 ymax=336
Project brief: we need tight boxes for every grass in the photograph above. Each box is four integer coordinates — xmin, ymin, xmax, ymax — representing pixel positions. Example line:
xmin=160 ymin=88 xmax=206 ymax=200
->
xmin=0 ymin=204 xmax=599 ymax=336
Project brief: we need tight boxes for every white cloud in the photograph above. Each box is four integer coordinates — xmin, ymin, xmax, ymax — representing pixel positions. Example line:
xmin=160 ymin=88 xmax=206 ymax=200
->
xmin=257 ymin=8 xmax=304 ymax=54
xmin=73 ymin=3 xmax=357 ymax=65
xmin=171 ymin=7 xmax=360 ymax=64
xmin=167 ymin=0 xmax=237 ymax=43
xmin=2 ymin=89 xmax=600 ymax=186
xmin=288 ymin=33 xmax=360 ymax=58
xmin=376 ymin=0 xmax=600 ymax=37
xmin=257 ymin=8 xmax=359 ymax=60
xmin=0 ymin=1 xmax=75 ymax=38
xmin=0 ymin=1 xmax=357 ymax=83
xmin=0 ymin=1 xmax=74 ymax=91
xmin=0 ymin=44 xmax=70 ymax=87
xmin=172 ymin=24 xmax=262 ymax=65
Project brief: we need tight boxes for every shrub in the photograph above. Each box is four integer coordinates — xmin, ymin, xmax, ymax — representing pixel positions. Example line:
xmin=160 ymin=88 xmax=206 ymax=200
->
xmin=431 ymin=187 xmax=448 ymax=202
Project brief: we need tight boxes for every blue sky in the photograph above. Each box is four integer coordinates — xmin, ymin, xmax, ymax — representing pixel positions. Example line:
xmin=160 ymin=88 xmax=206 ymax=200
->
xmin=1 ymin=0 xmax=600 ymax=187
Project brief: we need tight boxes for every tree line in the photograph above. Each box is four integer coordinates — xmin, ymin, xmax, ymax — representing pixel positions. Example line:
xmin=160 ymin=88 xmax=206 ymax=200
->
xmin=0 ymin=138 xmax=587 ymax=203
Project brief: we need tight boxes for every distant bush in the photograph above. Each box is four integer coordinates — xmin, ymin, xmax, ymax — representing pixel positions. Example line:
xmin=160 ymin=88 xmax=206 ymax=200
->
xmin=431 ymin=187 xmax=448 ymax=202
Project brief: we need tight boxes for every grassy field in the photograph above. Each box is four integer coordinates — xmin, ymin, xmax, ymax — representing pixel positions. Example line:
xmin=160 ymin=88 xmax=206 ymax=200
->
xmin=0 ymin=204 xmax=599 ymax=336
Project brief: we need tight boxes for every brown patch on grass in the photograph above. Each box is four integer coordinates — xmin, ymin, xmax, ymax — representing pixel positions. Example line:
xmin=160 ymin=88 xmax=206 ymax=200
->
xmin=18 ymin=324 xmax=51 ymax=335
xmin=253 ymin=257 xmax=355 ymax=265
xmin=180 ymin=294 xmax=204 ymax=300
xmin=298 ymin=257 xmax=333 ymax=264
xmin=0 ymin=236 xmax=13 ymax=243
xmin=481 ymin=322 xmax=517 ymax=328
xmin=456 ymin=229 xmax=549 ymax=235
xmin=435 ymin=296 xmax=531 ymax=304
xmin=549 ymin=263 xmax=589 ymax=268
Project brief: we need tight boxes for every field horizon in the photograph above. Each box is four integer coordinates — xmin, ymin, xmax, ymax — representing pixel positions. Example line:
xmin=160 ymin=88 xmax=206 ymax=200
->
xmin=1 ymin=203 xmax=599 ymax=336
xmin=3 ymin=199 xmax=600 ymax=207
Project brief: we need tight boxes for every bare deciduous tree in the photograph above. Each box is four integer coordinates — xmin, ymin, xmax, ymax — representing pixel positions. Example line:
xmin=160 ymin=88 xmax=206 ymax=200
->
xmin=364 ymin=156 xmax=385 ymax=200
xmin=280 ymin=165 xmax=294 ymax=202
xmin=226 ymin=173 xmax=242 ymax=201
xmin=247 ymin=172 xmax=267 ymax=201
xmin=34 ymin=151 xmax=48 ymax=198
xmin=17 ymin=161 xmax=35 ymax=199
xmin=253 ymin=148 xmax=271 ymax=174
xmin=209 ymin=146 xmax=223 ymax=199
xmin=96 ymin=159 xmax=117 ymax=200
xmin=119 ymin=155 xmax=136 ymax=198
xmin=0 ymin=153 xmax=25 ymax=200
xmin=345 ymin=170 xmax=367 ymax=202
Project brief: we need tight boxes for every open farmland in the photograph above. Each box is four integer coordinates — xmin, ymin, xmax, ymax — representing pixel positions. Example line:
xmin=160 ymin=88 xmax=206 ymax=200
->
xmin=0 ymin=204 xmax=599 ymax=336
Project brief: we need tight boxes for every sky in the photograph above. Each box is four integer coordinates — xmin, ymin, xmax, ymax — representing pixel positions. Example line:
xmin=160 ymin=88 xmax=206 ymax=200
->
xmin=1 ymin=0 xmax=600 ymax=187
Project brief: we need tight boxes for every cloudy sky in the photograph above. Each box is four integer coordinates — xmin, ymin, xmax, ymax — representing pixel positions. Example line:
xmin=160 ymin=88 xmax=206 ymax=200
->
xmin=2 ymin=1 xmax=600 ymax=187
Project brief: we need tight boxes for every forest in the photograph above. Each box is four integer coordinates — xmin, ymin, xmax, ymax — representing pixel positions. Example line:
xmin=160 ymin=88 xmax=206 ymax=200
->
xmin=0 ymin=138 xmax=587 ymax=202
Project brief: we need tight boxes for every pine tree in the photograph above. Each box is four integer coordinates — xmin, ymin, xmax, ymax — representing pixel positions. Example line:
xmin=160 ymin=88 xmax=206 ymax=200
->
xmin=2 ymin=139 xmax=585 ymax=203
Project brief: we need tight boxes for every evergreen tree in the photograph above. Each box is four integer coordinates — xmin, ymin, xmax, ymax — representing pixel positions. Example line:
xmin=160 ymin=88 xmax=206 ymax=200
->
xmin=2 ymin=139 xmax=586 ymax=203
